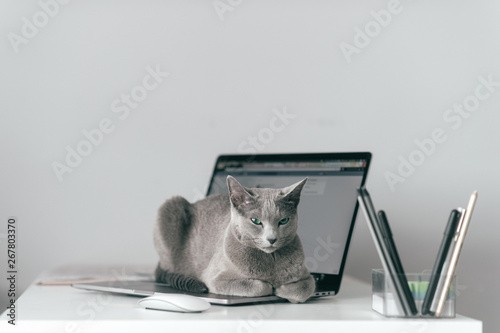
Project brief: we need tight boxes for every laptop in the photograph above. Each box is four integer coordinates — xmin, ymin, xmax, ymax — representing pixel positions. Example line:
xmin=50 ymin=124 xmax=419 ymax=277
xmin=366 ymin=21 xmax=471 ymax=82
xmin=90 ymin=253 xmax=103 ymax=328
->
xmin=73 ymin=152 xmax=372 ymax=304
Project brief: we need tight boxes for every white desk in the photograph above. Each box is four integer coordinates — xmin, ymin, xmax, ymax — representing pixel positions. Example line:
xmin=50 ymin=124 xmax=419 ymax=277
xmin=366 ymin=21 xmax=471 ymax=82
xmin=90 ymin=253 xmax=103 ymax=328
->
xmin=1 ymin=272 xmax=482 ymax=333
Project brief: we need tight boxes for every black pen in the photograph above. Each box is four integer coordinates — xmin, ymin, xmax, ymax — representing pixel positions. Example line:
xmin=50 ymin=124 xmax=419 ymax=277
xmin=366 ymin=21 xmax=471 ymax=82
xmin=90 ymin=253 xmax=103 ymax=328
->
xmin=378 ymin=210 xmax=405 ymax=277
xmin=357 ymin=187 xmax=417 ymax=316
xmin=421 ymin=209 xmax=461 ymax=316
xmin=378 ymin=210 xmax=418 ymax=316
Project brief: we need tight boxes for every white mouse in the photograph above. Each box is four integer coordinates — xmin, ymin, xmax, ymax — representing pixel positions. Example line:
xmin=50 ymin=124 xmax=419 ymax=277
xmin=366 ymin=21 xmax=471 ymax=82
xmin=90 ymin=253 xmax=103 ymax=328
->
xmin=138 ymin=294 xmax=211 ymax=313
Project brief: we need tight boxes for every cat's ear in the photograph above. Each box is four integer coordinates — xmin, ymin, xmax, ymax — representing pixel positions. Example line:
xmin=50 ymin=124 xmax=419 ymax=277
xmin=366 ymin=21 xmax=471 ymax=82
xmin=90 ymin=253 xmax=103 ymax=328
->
xmin=227 ymin=175 xmax=254 ymax=208
xmin=280 ymin=178 xmax=307 ymax=207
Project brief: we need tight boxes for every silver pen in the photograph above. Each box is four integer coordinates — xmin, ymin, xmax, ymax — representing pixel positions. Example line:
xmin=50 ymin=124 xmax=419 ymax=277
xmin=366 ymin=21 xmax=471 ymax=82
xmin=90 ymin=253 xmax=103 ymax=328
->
xmin=434 ymin=191 xmax=478 ymax=317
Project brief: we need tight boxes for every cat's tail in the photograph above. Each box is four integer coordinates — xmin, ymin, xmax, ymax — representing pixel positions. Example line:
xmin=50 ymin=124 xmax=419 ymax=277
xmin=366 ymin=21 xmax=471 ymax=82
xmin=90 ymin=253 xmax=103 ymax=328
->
xmin=155 ymin=264 xmax=208 ymax=294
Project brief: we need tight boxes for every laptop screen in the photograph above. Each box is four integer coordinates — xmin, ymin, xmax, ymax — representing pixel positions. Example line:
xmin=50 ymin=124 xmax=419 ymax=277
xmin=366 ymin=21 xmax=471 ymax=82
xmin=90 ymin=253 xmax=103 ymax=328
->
xmin=206 ymin=153 xmax=371 ymax=277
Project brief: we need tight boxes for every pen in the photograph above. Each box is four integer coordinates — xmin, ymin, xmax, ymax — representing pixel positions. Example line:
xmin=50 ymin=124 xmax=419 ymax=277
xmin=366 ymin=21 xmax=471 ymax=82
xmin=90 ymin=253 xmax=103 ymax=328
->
xmin=434 ymin=191 xmax=478 ymax=317
xmin=378 ymin=210 xmax=405 ymax=275
xmin=422 ymin=209 xmax=461 ymax=316
xmin=378 ymin=210 xmax=417 ymax=316
xmin=357 ymin=187 xmax=417 ymax=316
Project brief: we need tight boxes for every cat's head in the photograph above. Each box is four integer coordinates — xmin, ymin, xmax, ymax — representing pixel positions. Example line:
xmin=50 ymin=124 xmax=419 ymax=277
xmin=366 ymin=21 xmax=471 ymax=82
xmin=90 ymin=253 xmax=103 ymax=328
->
xmin=227 ymin=175 xmax=307 ymax=254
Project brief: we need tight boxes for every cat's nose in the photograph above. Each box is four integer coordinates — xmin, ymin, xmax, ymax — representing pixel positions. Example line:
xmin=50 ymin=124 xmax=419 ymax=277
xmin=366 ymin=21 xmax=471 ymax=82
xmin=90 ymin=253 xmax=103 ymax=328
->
xmin=267 ymin=238 xmax=277 ymax=245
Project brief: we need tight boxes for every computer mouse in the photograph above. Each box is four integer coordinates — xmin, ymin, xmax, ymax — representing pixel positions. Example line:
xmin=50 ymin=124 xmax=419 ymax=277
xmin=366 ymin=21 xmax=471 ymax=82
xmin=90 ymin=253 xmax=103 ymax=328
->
xmin=138 ymin=294 xmax=211 ymax=313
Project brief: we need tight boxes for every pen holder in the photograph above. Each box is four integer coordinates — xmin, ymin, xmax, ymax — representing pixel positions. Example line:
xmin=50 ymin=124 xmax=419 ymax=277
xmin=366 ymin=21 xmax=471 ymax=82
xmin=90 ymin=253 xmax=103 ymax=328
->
xmin=371 ymin=269 xmax=456 ymax=318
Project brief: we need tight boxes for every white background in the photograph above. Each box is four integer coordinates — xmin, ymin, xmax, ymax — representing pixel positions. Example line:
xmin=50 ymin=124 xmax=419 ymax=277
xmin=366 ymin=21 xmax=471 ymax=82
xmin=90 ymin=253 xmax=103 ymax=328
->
xmin=1 ymin=0 xmax=498 ymax=331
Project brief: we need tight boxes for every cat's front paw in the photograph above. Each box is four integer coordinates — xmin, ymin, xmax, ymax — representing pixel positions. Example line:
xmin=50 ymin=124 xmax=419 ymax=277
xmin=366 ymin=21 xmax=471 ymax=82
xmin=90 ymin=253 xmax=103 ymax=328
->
xmin=249 ymin=279 xmax=274 ymax=296
xmin=232 ymin=279 xmax=273 ymax=297
xmin=275 ymin=275 xmax=315 ymax=303
xmin=212 ymin=278 xmax=273 ymax=297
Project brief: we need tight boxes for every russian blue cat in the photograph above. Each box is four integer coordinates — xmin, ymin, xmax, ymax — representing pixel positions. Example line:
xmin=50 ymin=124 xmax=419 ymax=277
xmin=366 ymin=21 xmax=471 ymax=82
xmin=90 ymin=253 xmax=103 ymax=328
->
xmin=153 ymin=176 xmax=315 ymax=303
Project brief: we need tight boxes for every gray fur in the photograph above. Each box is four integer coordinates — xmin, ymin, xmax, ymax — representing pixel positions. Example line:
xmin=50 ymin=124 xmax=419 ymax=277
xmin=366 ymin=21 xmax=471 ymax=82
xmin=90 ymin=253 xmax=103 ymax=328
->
xmin=153 ymin=175 xmax=315 ymax=303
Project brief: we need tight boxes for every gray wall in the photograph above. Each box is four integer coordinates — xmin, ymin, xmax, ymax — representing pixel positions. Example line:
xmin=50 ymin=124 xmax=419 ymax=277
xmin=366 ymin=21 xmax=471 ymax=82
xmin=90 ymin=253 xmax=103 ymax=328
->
xmin=1 ymin=0 xmax=498 ymax=331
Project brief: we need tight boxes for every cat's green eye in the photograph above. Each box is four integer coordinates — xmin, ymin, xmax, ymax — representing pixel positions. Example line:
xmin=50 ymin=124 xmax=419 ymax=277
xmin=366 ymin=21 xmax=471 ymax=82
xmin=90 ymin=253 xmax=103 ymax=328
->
xmin=278 ymin=218 xmax=289 ymax=225
xmin=250 ymin=218 xmax=262 ymax=225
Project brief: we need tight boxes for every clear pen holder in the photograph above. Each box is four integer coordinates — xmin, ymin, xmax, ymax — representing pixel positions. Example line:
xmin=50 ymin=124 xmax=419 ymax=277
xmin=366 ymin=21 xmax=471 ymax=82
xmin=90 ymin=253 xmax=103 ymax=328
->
xmin=371 ymin=269 xmax=456 ymax=318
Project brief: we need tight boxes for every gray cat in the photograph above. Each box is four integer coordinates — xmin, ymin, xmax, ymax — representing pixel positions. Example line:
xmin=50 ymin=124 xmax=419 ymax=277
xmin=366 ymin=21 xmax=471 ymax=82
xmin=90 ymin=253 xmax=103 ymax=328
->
xmin=153 ymin=175 xmax=315 ymax=303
